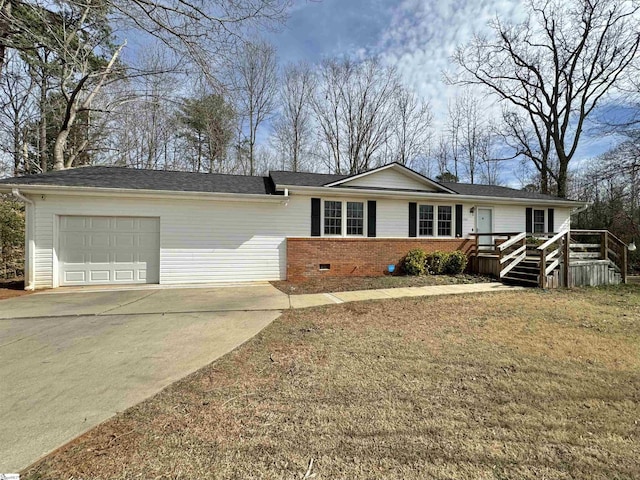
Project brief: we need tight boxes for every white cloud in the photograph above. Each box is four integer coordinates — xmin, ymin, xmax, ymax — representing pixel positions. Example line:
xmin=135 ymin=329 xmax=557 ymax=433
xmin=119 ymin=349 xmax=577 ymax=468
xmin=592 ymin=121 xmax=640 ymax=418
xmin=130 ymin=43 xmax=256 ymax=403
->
xmin=377 ymin=0 xmax=526 ymax=122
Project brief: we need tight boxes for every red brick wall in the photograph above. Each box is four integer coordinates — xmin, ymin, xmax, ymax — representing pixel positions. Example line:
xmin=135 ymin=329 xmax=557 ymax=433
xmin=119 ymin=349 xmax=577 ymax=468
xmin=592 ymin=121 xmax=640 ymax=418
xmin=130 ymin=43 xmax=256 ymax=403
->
xmin=286 ymin=237 xmax=472 ymax=282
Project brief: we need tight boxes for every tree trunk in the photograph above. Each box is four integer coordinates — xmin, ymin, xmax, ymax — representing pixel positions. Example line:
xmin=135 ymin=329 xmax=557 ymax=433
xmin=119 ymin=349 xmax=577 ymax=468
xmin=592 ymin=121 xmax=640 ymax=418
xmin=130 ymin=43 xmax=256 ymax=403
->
xmin=53 ymin=128 xmax=69 ymax=170
xmin=13 ymin=121 xmax=20 ymax=176
xmin=39 ymin=74 xmax=48 ymax=172
xmin=557 ymin=156 xmax=569 ymax=198
xmin=0 ymin=1 xmax=11 ymax=78
xmin=540 ymin=158 xmax=549 ymax=195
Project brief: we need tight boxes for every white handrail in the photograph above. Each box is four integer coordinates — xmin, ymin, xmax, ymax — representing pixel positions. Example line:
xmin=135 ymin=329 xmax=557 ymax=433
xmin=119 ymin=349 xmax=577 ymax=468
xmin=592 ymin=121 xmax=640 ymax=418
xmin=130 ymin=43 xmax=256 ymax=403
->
xmin=537 ymin=230 xmax=567 ymax=251
xmin=498 ymin=232 xmax=527 ymax=252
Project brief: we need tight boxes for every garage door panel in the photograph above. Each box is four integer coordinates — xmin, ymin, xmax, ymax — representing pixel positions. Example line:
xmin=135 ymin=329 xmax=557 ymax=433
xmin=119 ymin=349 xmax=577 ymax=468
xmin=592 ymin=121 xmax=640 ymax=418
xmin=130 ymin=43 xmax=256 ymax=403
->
xmin=62 ymin=216 xmax=87 ymax=230
xmin=115 ymin=252 xmax=135 ymax=263
xmin=64 ymin=271 xmax=86 ymax=283
xmin=114 ymin=270 xmax=134 ymax=281
xmin=59 ymin=216 xmax=159 ymax=286
xmin=90 ymin=270 xmax=110 ymax=282
xmin=114 ymin=234 xmax=136 ymax=247
xmin=90 ymin=217 xmax=111 ymax=230
xmin=88 ymin=252 xmax=110 ymax=264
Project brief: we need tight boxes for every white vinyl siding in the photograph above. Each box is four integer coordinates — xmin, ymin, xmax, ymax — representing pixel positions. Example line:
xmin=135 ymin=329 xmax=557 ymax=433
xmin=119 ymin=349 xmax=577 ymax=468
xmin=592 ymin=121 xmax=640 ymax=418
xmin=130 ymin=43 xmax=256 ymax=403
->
xmin=31 ymin=194 xmax=310 ymax=289
xmin=342 ymin=168 xmax=437 ymax=191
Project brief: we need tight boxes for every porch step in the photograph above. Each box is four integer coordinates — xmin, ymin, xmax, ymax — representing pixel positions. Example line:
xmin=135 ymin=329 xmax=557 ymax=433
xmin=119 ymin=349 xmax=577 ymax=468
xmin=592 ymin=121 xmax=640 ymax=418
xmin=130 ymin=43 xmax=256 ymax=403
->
xmin=502 ymin=275 xmax=540 ymax=286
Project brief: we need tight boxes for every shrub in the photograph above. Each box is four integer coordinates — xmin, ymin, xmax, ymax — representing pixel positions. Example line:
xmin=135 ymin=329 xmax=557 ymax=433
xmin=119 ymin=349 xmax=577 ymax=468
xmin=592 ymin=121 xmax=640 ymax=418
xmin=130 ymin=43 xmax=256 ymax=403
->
xmin=0 ymin=196 xmax=25 ymax=279
xmin=425 ymin=251 xmax=448 ymax=275
xmin=403 ymin=248 xmax=427 ymax=276
xmin=444 ymin=250 xmax=468 ymax=274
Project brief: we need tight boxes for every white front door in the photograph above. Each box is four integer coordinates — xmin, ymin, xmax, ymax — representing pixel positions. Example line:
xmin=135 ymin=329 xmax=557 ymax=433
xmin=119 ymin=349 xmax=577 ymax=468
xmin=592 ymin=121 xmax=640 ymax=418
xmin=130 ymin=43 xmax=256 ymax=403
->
xmin=476 ymin=208 xmax=493 ymax=249
xmin=58 ymin=216 xmax=160 ymax=286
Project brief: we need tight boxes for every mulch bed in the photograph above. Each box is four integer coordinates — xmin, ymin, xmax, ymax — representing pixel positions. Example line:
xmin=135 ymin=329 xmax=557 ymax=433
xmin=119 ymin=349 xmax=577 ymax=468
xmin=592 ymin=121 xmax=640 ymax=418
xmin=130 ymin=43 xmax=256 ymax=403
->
xmin=271 ymin=273 xmax=493 ymax=295
xmin=0 ymin=278 xmax=31 ymax=300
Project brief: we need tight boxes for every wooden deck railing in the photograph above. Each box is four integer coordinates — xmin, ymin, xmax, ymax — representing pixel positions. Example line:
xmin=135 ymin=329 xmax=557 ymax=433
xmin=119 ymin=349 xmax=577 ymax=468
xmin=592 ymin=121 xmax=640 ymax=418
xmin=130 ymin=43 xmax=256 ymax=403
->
xmin=535 ymin=230 xmax=570 ymax=288
xmin=569 ymin=230 xmax=628 ymax=284
xmin=469 ymin=232 xmax=528 ymax=279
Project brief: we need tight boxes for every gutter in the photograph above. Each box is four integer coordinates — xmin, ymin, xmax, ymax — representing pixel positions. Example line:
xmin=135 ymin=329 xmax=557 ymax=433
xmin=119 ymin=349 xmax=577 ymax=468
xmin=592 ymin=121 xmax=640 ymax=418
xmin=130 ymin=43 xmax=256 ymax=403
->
xmin=0 ymin=184 xmax=289 ymax=203
xmin=275 ymin=184 xmax=586 ymax=208
xmin=571 ymin=203 xmax=590 ymax=215
xmin=11 ymin=188 xmax=35 ymax=290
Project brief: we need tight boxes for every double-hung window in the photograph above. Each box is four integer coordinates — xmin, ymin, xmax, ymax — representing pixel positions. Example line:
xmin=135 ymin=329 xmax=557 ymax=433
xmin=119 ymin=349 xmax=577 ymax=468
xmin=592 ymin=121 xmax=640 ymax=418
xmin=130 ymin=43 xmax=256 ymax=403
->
xmin=533 ymin=209 xmax=545 ymax=233
xmin=419 ymin=205 xmax=434 ymax=236
xmin=324 ymin=201 xmax=342 ymax=235
xmin=323 ymin=200 xmax=365 ymax=236
xmin=346 ymin=202 xmax=364 ymax=235
xmin=437 ymin=206 xmax=452 ymax=236
xmin=418 ymin=204 xmax=453 ymax=237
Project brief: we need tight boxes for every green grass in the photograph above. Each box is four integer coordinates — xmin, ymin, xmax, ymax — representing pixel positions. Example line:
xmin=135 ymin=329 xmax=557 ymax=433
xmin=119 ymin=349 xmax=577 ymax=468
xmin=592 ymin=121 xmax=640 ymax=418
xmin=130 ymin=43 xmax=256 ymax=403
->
xmin=25 ymin=285 xmax=640 ymax=479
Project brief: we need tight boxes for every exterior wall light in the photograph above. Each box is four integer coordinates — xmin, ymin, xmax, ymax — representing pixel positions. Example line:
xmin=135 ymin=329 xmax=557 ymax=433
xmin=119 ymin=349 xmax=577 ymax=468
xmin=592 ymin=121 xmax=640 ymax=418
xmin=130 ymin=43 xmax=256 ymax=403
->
xmin=628 ymin=241 xmax=637 ymax=252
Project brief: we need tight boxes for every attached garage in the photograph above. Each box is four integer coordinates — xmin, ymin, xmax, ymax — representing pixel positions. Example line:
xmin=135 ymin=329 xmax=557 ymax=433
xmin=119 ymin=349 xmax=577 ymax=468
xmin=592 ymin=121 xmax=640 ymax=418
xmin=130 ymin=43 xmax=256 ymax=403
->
xmin=58 ymin=216 xmax=160 ymax=286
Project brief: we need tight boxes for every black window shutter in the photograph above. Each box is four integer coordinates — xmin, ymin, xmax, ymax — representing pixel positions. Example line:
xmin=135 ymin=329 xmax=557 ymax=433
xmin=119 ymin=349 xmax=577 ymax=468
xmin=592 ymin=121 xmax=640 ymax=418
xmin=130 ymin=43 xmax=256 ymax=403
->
xmin=525 ymin=207 xmax=533 ymax=234
xmin=455 ymin=204 xmax=463 ymax=237
xmin=367 ymin=200 xmax=377 ymax=237
xmin=311 ymin=198 xmax=321 ymax=236
xmin=547 ymin=208 xmax=555 ymax=233
xmin=408 ymin=202 xmax=417 ymax=237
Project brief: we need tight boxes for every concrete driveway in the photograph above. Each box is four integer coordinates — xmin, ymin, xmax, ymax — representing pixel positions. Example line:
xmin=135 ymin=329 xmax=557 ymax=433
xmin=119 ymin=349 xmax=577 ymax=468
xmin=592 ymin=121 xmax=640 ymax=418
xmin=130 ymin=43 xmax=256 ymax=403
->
xmin=0 ymin=284 xmax=289 ymax=472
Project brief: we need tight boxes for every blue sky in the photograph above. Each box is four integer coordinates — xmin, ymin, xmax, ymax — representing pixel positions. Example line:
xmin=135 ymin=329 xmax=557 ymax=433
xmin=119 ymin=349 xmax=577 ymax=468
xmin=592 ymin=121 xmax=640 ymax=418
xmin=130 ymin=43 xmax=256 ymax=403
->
xmin=264 ymin=0 xmax=621 ymax=185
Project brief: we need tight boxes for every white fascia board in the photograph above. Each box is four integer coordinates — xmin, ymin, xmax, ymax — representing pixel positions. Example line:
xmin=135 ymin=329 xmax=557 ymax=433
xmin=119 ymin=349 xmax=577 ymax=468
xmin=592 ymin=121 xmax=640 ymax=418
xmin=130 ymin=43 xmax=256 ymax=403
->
xmin=275 ymin=184 xmax=587 ymax=207
xmin=0 ymin=184 xmax=288 ymax=203
xmin=323 ymin=163 xmax=456 ymax=193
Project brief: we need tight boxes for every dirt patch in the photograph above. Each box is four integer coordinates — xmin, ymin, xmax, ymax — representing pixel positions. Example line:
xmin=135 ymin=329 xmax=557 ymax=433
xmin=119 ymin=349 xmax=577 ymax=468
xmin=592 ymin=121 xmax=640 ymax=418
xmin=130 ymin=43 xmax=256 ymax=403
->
xmin=23 ymin=285 xmax=640 ymax=480
xmin=272 ymin=273 xmax=492 ymax=295
xmin=0 ymin=278 xmax=31 ymax=300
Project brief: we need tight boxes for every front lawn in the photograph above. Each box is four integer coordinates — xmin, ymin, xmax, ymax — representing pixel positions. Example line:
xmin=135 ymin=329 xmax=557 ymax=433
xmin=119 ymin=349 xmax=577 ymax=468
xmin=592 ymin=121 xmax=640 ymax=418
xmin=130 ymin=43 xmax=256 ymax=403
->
xmin=271 ymin=273 xmax=492 ymax=295
xmin=24 ymin=286 xmax=640 ymax=479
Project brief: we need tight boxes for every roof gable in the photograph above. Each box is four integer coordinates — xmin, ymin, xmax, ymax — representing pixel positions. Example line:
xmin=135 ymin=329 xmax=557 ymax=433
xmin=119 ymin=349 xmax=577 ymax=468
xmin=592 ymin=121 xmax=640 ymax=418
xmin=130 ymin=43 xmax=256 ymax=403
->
xmin=324 ymin=163 xmax=455 ymax=193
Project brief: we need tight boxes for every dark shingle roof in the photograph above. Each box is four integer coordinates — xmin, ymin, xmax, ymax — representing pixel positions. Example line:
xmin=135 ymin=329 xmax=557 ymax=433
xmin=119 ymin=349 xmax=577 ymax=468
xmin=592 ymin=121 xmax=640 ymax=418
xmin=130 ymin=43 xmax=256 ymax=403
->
xmin=269 ymin=170 xmax=347 ymax=187
xmin=439 ymin=182 xmax=561 ymax=201
xmin=0 ymin=165 xmax=571 ymax=201
xmin=0 ymin=166 xmax=274 ymax=195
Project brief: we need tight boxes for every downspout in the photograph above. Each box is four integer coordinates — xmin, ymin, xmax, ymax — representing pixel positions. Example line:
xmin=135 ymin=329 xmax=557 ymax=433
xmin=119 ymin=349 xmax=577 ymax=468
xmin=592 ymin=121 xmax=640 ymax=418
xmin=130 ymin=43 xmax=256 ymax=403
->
xmin=11 ymin=188 xmax=35 ymax=290
xmin=571 ymin=204 xmax=590 ymax=215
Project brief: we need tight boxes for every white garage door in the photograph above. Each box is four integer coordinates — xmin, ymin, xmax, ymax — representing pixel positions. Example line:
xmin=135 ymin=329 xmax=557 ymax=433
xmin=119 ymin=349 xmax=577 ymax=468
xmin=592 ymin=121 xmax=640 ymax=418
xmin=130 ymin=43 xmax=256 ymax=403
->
xmin=59 ymin=216 xmax=160 ymax=286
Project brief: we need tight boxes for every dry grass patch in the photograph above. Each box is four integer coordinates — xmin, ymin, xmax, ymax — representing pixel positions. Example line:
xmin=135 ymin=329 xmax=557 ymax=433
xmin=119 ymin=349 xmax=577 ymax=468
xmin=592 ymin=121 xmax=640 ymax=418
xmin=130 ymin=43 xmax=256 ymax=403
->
xmin=24 ymin=286 xmax=640 ymax=480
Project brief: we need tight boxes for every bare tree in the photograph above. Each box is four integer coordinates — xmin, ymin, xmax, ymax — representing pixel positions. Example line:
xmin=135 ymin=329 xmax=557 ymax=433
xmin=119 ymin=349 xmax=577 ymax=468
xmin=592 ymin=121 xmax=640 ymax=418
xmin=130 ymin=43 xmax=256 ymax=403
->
xmin=232 ymin=39 xmax=277 ymax=175
xmin=499 ymin=108 xmax=554 ymax=193
xmin=451 ymin=0 xmax=640 ymax=197
xmin=432 ymin=133 xmax=453 ymax=179
xmin=271 ymin=61 xmax=315 ymax=172
xmin=104 ymin=49 xmax=182 ymax=170
xmin=312 ymin=57 xmax=401 ymax=174
xmin=0 ymin=0 xmax=289 ymax=78
xmin=49 ymin=1 xmax=126 ymax=170
xmin=390 ymin=86 xmax=432 ymax=167
xmin=0 ymin=52 xmax=35 ymax=175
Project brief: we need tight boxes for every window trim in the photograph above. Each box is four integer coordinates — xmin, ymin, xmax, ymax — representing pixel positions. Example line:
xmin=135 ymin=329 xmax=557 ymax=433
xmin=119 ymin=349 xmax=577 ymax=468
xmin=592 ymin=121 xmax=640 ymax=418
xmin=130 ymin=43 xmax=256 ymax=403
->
xmin=437 ymin=205 xmax=453 ymax=237
xmin=533 ymin=209 xmax=545 ymax=234
xmin=418 ymin=204 xmax=434 ymax=236
xmin=321 ymin=199 xmax=367 ymax=237
xmin=417 ymin=203 xmax=455 ymax=238
xmin=346 ymin=201 xmax=365 ymax=236
xmin=323 ymin=200 xmax=343 ymax=236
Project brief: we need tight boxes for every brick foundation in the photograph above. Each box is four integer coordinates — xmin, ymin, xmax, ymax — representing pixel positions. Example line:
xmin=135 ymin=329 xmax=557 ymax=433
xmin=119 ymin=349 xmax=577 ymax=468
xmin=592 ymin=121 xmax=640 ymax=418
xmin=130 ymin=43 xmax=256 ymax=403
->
xmin=286 ymin=237 xmax=472 ymax=282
